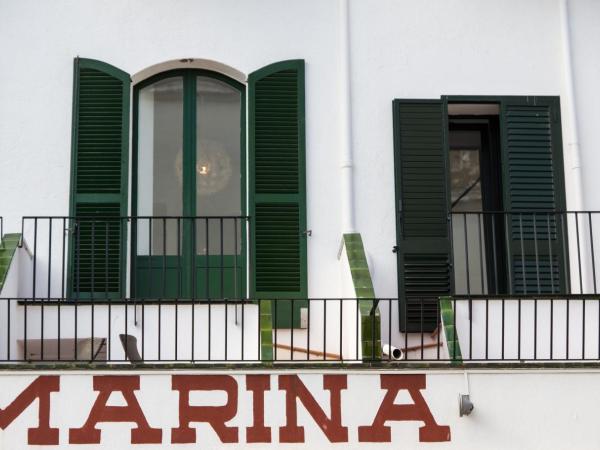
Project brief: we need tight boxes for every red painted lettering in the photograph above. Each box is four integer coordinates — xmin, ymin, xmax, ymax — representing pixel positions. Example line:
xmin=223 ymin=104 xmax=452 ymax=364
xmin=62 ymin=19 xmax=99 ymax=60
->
xmin=171 ymin=375 xmax=238 ymax=443
xmin=279 ymin=374 xmax=348 ymax=443
xmin=358 ymin=374 xmax=450 ymax=442
xmin=69 ymin=375 xmax=162 ymax=444
xmin=246 ymin=374 xmax=271 ymax=443
xmin=0 ymin=376 xmax=59 ymax=445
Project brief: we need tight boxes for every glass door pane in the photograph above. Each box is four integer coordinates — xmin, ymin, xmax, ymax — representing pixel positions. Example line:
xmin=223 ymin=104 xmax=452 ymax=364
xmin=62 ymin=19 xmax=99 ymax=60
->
xmin=135 ymin=72 xmax=244 ymax=300
xmin=136 ymin=76 xmax=184 ymax=297
xmin=194 ymin=76 xmax=243 ymax=298
xmin=450 ymin=129 xmax=487 ymax=295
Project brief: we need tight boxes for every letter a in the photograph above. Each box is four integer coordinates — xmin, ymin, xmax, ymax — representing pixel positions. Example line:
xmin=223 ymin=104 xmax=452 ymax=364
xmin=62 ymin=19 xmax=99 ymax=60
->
xmin=69 ymin=376 xmax=162 ymax=444
xmin=358 ymin=374 xmax=450 ymax=442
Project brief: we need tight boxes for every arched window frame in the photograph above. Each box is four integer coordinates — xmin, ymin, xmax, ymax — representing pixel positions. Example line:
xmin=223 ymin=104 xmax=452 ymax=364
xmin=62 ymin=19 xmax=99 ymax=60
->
xmin=130 ymin=69 xmax=246 ymax=299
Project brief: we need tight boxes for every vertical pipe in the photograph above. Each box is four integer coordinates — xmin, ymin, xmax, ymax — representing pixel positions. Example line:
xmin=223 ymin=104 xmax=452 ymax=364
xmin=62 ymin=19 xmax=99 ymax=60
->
xmin=339 ymin=0 xmax=355 ymax=233
xmin=560 ymin=0 xmax=593 ymax=295
xmin=559 ymin=0 xmax=584 ymax=211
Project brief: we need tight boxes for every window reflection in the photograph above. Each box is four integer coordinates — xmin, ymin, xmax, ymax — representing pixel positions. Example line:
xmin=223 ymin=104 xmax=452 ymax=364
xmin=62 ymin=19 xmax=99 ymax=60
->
xmin=137 ymin=77 xmax=184 ymax=256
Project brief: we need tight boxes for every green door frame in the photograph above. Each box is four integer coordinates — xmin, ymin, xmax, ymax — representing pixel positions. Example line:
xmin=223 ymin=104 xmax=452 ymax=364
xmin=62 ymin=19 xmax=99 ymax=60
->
xmin=131 ymin=69 xmax=247 ymax=299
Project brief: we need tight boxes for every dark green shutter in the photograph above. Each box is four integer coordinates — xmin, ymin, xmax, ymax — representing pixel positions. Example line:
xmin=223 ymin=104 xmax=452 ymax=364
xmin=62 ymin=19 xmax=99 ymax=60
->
xmin=500 ymin=96 xmax=568 ymax=294
xmin=393 ymin=100 xmax=451 ymax=332
xmin=249 ymin=60 xmax=307 ymax=328
xmin=69 ymin=58 xmax=130 ymax=299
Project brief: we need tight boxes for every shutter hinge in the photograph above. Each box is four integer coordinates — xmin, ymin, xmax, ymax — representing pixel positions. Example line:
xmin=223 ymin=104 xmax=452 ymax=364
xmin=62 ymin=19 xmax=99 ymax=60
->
xmin=301 ymin=229 xmax=312 ymax=237
xmin=392 ymin=245 xmax=399 ymax=253
xmin=66 ymin=223 xmax=78 ymax=234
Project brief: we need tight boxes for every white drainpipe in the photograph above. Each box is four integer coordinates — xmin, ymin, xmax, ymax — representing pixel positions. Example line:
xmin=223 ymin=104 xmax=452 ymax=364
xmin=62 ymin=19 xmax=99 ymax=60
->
xmin=339 ymin=0 xmax=355 ymax=233
xmin=559 ymin=0 xmax=584 ymax=211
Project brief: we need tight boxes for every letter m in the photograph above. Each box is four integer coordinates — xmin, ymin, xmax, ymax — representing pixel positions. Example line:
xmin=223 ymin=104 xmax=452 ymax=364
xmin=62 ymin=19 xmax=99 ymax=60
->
xmin=0 ymin=376 xmax=59 ymax=445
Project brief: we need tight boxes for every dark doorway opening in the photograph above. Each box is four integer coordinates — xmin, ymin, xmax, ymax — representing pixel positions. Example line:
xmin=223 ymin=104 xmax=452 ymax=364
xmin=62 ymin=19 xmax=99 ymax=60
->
xmin=448 ymin=115 xmax=507 ymax=294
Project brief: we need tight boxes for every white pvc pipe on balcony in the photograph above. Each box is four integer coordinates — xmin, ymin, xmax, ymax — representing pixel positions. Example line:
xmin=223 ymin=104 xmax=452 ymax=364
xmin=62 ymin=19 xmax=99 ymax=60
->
xmin=559 ymin=0 xmax=584 ymax=211
xmin=339 ymin=0 xmax=355 ymax=233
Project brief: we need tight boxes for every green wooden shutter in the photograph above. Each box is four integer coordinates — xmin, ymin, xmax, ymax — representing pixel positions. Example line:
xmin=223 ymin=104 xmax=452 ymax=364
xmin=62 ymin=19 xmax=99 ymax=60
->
xmin=69 ymin=58 xmax=130 ymax=299
xmin=393 ymin=100 xmax=451 ymax=332
xmin=500 ymin=96 xmax=568 ymax=294
xmin=249 ymin=60 xmax=307 ymax=328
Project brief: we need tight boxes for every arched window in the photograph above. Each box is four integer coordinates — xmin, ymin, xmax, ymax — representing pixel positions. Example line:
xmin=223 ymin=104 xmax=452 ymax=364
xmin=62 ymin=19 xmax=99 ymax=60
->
xmin=133 ymin=70 xmax=244 ymax=299
xmin=69 ymin=58 xmax=307 ymax=326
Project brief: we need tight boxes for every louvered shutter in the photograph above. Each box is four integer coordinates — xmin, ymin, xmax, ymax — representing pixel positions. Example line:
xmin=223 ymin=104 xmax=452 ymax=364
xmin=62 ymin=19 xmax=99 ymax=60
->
xmin=69 ymin=58 xmax=130 ymax=299
xmin=393 ymin=100 xmax=451 ymax=332
xmin=500 ymin=96 xmax=568 ymax=294
xmin=249 ymin=60 xmax=307 ymax=328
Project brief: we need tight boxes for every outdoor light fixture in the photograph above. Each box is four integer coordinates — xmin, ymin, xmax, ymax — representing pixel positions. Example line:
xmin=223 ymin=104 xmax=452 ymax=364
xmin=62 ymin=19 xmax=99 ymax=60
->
xmin=459 ymin=394 xmax=474 ymax=417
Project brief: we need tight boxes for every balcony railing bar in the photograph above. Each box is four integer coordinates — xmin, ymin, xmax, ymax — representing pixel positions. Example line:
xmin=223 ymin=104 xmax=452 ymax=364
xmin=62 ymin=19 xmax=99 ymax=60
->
xmin=0 ymin=297 xmax=599 ymax=364
xmin=450 ymin=211 xmax=600 ymax=297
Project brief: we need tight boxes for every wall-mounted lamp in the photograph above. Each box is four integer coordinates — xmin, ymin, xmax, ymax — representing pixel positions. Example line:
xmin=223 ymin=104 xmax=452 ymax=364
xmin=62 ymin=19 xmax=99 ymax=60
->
xmin=459 ymin=394 xmax=474 ymax=417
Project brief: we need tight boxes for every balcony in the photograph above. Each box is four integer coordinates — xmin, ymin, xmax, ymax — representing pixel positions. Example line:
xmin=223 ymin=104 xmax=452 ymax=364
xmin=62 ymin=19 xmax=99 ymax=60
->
xmin=0 ymin=212 xmax=600 ymax=365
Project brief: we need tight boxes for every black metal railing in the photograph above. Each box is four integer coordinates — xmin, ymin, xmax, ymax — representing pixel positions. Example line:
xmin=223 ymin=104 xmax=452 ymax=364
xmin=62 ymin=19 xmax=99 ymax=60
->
xmin=4 ymin=211 xmax=600 ymax=365
xmin=0 ymin=298 xmax=370 ymax=363
xmin=438 ymin=295 xmax=600 ymax=362
xmin=0 ymin=297 xmax=599 ymax=364
xmin=18 ymin=216 xmax=249 ymax=300
xmin=450 ymin=211 xmax=600 ymax=296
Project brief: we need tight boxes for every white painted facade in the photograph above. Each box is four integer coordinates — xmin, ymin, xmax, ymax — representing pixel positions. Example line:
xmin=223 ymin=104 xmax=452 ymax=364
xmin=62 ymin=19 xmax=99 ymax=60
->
xmin=2 ymin=369 xmax=600 ymax=449
xmin=1 ymin=0 xmax=600 ymax=357
xmin=0 ymin=0 xmax=596 ymax=295
xmin=0 ymin=1 xmax=600 ymax=284
xmin=0 ymin=0 xmax=599 ymax=373
xmin=2 ymin=1 xmax=600 ymax=447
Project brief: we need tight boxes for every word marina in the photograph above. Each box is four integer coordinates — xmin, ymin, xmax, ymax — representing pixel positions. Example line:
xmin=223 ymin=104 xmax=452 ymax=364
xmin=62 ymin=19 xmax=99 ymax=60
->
xmin=0 ymin=373 xmax=450 ymax=446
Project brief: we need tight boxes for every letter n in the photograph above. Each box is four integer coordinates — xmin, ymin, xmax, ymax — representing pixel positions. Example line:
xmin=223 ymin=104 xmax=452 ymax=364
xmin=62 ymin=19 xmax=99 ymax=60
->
xmin=358 ymin=374 xmax=450 ymax=442
xmin=0 ymin=375 xmax=59 ymax=445
xmin=69 ymin=375 xmax=162 ymax=444
xmin=279 ymin=374 xmax=348 ymax=443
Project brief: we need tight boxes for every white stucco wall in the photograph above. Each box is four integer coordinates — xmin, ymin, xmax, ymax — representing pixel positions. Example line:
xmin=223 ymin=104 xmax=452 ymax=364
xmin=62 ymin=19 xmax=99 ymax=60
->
xmin=0 ymin=0 xmax=342 ymax=299
xmin=568 ymin=0 xmax=600 ymax=210
xmin=1 ymin=0 xmax=600 ymax=356
xmin=347 ymin=0 xmax=600 ymax=350
xmin=1 ymin=369 xmax=600 ymax=449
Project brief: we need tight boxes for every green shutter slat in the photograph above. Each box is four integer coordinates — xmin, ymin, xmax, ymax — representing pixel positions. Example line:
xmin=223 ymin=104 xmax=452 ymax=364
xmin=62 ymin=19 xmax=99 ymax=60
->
xmin=250 ymin=60 xmax=307 ymax=328
xmin=253 ymin=67 xmax=300 ymax=195
xmin=513 ymin=256 xmax=561 ymax=294
xmin=75 ymin=68 xmax=126 ymax=195
xmin=501 ymin=97 xmax=568 ymax=295
xmin=72 ymin=204 xmax=123 ymax=293
xmin=393 ymin=100 xmax=451 ymax=332
xmin=69 ymin=58 xmax=130 ymax=299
